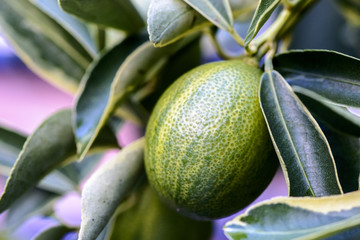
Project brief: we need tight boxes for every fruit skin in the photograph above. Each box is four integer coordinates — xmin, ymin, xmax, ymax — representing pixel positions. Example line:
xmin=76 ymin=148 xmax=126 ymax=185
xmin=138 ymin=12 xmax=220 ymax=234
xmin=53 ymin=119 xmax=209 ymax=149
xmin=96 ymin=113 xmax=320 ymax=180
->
xmin=145 ymin=60 xmax=278 ymax=220
xmin=110 ymin=183 xmax=212 ymax=240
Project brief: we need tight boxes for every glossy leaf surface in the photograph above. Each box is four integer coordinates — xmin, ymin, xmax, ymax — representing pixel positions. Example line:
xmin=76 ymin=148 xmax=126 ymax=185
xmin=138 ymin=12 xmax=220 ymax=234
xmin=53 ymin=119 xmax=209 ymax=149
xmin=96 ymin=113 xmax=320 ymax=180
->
xmin=294 ymin=86 xmax=360 ymax=137
xmin=184 ymin=0 xmax=233 ymax=31
xmin=59 ymin=0 xmax=144 ymax=32
xmin=260 ymin=70 xmax=342 ymax=197
xmin=273 ymin=50 xmax=360 ymax=108
xmin=224 ymin=191 xmax=360 ymax=240
xmin=0 ymin=110 xmax=118 ymax=213
xmin=0 ymin=0 xmax=92 ymax=93
xmin=74 ymin=36 xmax=145 ymax=159
xmin=147 ymin=0 xmax=209 ymax=47
xmin=244 ymin=0 xmax=280 ymax=46
xmin=79 ymin=138 xmax=145 ymax=240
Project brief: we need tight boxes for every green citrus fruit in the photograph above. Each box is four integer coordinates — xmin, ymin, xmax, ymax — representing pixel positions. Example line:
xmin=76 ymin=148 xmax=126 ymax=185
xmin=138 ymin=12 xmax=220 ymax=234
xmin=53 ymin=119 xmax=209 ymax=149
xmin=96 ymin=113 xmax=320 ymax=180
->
xmin=110 ymin=183 xmax=212 ymax=240
xmin=145 ymin=59 xmax=278 ymax=220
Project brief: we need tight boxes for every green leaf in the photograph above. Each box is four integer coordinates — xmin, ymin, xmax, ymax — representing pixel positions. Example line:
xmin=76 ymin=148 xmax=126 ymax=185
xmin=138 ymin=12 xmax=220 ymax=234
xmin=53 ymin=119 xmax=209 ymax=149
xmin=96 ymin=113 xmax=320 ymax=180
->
xmin=184 ymin=0 xmax=233 ymax=31
xmin=0 ymin=126 xmax=83 ymax=194
xmin=273 ymin=50 xmax=360 ymax=108
xmin=5 ymin=189 xmax=57 ymax=229
xmin=147 ymin=0 xmax=209 ymax=47
xmin=224 ymin=191 xmax=360 ymax=240
xmin=323 ymin=127 xmax=360 ymax=193
xmin=33 ymin=225 xmax=73 ymax=240
xmin=0 ymin=110 xmax=119 ymax=213
xmin=0 ymin=0 xmax=93 ymax=93
xmin=244 ymin=0 xmax=280 ymax=46
xmin=259 ymin=70 xmax=342 ymax=197
xmin=108 ymin=183 xmax=213 ymax=240
xmin=30 ymin=0 xmax=97 ymax=56
xmin=0 ymin=126 xmax=26 ymax=174
xmin=0 ymin=110 xmax=76 ymax=214
xmin=59 ymin=0 xmax=144 ymax=32
xmin=74 ymin=36 xmax=146 ymax=159
xmin=79 ymin=138 xmax=145 ymax=240
xmin=294 ymin=86 xmax=360 ymax=137
xmin=75 ymin=37 xmax=192 ymax=160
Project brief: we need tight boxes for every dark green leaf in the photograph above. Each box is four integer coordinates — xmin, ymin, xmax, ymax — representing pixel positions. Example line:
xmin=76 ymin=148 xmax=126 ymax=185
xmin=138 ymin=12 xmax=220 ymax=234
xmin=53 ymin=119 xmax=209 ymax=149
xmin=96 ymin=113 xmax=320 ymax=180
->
xmin=224 ymin=191 xmax=360 ymax=240
xmin=294 ymin=86 xmax=360 ymax=137
xmin=0 ymin=0 xmax=93 ymax=93
xmin=273 ymin=50 xmax=360 ymax=108
xmin=59 ymin=0 xmax=144 ymax=32
xmin=74 ymin=36 xmax=146 ymax=159
xmin=5 ymin=189 xmax=57 ymax=229
xmin=184 ymin=0 xmax=233 ymax=31
xmin=79 ymin=138 xmax=145 ymax=240
xmin=260 ymin=70 xmax=342 ymax=196
xmin=31 ymin=0 xmax=97 ymax=56
xmin=0 ymin=126 xmax=26 ymax=174
xmin=33 ymin=225 xmax=73 ymax=240
xmin=244 ymin=0 xmax=280 ymax=46
xmin=0 ymin=127 xmax=82 ymax=194
xmin=75 ymin=37 xmax=193 ymax=160
xmin=322 ymin=127 xmax=360 ymax=193
xmin=108 ymin=183 xmax=213 ymax=240
xmin=147 ymin=0 xmax=209 ymax=47
xmin=0 ymin=110 xmax=118 ymax=213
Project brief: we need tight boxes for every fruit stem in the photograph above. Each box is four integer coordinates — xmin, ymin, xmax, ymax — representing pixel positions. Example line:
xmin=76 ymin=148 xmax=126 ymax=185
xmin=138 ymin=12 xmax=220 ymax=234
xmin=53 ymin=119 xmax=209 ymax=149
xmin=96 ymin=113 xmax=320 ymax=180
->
xmin=229 ymin=28 xmax=245 ymax=47
xmin=248 ymin=0 xmax=318 ymax=58
xmin=249 ymin=8 xmax=292 ymax=52
xmin=264 ymin=42 xmax=276 ymax=72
